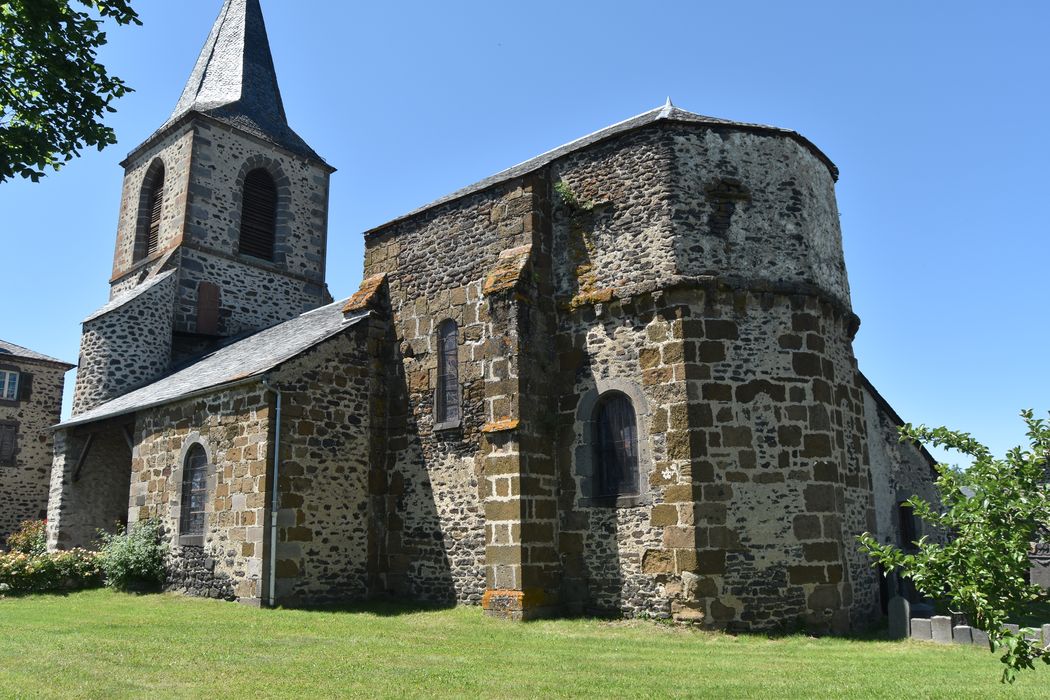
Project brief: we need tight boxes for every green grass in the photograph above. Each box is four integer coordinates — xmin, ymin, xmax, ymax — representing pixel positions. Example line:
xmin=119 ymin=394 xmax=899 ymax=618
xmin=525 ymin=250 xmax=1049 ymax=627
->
xmin=0 ymin=590 xmax=1045 ymax=699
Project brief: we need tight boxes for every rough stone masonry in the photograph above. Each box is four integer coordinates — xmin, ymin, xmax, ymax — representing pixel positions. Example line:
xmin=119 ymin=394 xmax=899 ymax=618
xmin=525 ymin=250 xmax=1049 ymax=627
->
xmin=38 ymin=0 xmax=945 ymax=632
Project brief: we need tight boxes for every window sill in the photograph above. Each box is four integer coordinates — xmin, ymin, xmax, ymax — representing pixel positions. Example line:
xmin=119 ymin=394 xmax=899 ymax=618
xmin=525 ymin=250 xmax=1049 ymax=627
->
xmin=580 ymin=493 xmax=650 ymax=509
xmin=432 ymin=419 xmax=462 ymax=433
xmin=179 ymin=535 xmax=204 ymax=547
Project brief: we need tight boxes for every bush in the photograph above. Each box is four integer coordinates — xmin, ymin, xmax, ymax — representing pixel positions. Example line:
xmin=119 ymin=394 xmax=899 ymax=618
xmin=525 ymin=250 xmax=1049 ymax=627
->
xmin=5 ymin=519 xmax=47 ymax=556
xmin=0 ymin=548 xmax=102 ymax=594
xmin=96 ymin=519 xmax=165 ymax=592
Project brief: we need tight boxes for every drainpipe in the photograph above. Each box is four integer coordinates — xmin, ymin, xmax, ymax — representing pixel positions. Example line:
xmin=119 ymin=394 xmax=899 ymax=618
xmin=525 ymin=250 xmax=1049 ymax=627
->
xmin=260 ymin=377 xmax=282 ymax=608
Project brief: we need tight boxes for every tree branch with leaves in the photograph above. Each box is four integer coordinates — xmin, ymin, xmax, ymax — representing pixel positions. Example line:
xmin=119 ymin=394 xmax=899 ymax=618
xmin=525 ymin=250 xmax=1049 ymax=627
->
xmin=860 ymin=410 xmax=1050 ymax=683
xmin=0 ymin=0 xmax=140 ymax=183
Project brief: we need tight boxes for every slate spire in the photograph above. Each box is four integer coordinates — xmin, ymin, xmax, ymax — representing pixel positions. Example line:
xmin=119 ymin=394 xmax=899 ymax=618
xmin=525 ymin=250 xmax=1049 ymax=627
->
xmin=167 ymin=0 xmax=321 ymax=161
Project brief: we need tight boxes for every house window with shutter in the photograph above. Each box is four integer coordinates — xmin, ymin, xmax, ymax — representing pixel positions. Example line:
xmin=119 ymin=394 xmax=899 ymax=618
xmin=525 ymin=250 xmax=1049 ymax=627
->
xmin=0 ymin=422 xmax=16 ymax=467
xmin=135 ymin=160 xmax=165 ymax=262
xmin=0 ymin=370 xmax=19 ymax=401
xmin=238 ymin=168 xmax=278 ymax=261
xmin=435 ymin=319 xmax=460 ymax=427
xmin=179 ymin=444 xmax=209 ymax=544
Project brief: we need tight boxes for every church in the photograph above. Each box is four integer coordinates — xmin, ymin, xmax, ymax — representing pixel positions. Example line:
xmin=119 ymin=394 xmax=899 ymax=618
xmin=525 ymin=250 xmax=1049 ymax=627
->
xmin=43 ymin=0 xmax=939 ymax=632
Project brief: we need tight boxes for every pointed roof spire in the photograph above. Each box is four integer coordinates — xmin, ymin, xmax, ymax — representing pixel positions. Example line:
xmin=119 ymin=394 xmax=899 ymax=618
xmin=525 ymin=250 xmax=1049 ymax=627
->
xmin=166 ymin=0 xmax=322 ymax=162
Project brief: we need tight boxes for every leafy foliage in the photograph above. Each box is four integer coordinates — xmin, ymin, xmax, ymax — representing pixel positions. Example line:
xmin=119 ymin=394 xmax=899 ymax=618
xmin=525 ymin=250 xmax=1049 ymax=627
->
xmin=0 ymin=0 xmax=140 ymax=182
xmin=96 ymin=519 xmax=165 ymax=591
xmin=0 ymin=548 xmax=102 ymax=593
xmin=4 ymin=519 xmax=46 ymax=556
xmin=860 ymin=410 xmax=1050 ymax=683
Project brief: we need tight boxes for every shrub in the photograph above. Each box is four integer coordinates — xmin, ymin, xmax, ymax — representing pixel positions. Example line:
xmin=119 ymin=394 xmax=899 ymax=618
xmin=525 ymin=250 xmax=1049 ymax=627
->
xmin=0 ymin=548 xmax=102 ymax=594
xmin=5 ymin=519 xmax=47 ymax=556
xmin=96 ymin=519 xmax=165 ymax=591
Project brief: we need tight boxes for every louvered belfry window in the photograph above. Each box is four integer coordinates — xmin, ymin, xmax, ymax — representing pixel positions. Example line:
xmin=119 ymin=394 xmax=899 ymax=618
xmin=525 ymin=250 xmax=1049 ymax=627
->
xmin=435 ymin=320 xmax=460 ymax=425
xmin=180 ymin=444 xmax=208 ymax=541
xmin=239 ymin=168 xmax=278 ymax=261
xmin=595 ymin=393 xmax=640 ymax=497
xmin=138 ymin=163 xmax=164 ymax=260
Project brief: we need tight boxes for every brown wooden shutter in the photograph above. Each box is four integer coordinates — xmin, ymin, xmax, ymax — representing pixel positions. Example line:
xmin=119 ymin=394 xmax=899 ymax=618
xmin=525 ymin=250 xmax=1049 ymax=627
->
xmin=145 ymin=167 xmax=165 ymax=256
xmin=238 ymin=169 xmax=277 ymax=261
xmin=17 ymin=372 xmax=31 ymax=401
xmin=0 ymin=423 xmax=16 ymax=467
xmin=196 ymin=282 xmax=221 ymax=335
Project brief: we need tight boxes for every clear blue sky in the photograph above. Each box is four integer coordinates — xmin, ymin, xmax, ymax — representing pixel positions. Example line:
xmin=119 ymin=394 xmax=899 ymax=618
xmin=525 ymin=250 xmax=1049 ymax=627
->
xmin=1 ymin=1 xmax=1046 ymax=462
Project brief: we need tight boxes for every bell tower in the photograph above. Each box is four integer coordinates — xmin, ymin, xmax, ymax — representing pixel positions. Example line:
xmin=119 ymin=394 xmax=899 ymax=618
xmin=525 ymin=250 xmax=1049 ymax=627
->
xmin=73 ymin=0 xmax=333 ymax=414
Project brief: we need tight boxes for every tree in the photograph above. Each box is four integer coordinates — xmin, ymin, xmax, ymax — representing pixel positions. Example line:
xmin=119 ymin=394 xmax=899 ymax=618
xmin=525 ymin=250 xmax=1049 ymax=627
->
xmin=0 ymin=0 xmax=140 ymax=183
xmin=860 ymin=410 xmax=1050 ymax=683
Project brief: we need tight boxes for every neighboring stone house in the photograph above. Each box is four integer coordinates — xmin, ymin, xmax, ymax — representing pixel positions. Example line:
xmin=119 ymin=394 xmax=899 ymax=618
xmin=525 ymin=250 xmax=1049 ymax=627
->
xmin=46 ymin=0 xmax=940 ymax=630
xmin=0 ymin=340 xmax=73 ymax=546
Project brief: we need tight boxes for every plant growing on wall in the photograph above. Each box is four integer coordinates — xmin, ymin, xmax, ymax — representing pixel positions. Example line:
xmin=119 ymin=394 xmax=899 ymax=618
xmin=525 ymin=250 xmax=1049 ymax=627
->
xmin=96 ymin=518 xmax=165 ymax=591
xmin=860 ymin=410 xmax=1050 ymax=683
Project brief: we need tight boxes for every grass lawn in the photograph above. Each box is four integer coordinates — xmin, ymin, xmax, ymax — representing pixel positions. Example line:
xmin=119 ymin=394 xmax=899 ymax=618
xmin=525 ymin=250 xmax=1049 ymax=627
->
xmin=0 ymin=590 xmax=1045 ymax=698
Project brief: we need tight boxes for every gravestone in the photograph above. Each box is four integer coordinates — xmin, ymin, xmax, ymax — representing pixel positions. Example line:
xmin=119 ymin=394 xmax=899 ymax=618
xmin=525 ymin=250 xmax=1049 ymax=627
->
xmin=888 ymin=597 xmax=910 ymax=640
xmin=1042 ymin=624 xmax=1050 ymax=649
xmin=930 ymin=615 xmax=952 ymax=644
xmin=971 ymin=627 xmax=990 ymax=649
xmin=952 ymin=625 xmax=973 ymax=644
xmin=910 ymin=618 xmax=932 ymax=641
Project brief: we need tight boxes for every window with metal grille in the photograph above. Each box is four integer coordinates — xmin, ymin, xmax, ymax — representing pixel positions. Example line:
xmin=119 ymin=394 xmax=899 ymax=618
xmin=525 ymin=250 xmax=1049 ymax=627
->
xmin=0 ymin=422 xmax=16 ymax=467
xmin=136 ymin=162 xmax=165 ymax=261
xmin=180 ymin=444 xmax=208 ymax=542
xmin=435 ymin=319 xmax=460 ymax=425
xmin=238 ymin=168 xmax=278 ymax=261
xmin=0 ymin=370 xmax=19 ymax=401
xmin=594 ymin=392 xmax=640 ymax=497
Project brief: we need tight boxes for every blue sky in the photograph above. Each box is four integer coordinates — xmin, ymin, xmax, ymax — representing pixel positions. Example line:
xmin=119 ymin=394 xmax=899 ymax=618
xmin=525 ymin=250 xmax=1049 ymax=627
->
xmin=1 ymin=1 xmax=1046 ymax=462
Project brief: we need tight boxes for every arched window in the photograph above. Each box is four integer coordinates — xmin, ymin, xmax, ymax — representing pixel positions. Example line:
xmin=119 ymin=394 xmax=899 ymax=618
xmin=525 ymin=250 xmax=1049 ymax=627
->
xmin=594 ymin=392 xmax=640 ymax=497
xmin=238 ymin=168 xmax=278 ymax=261
xmin=897 ymin=501 xmax=918 ymax=551
xmin=180 ymin=444 xmax=208 ymax=543
xmin=136 ymin=161 xmax=165 ymax=261
xmin=435 ymin=319 xmax=460 ymax=426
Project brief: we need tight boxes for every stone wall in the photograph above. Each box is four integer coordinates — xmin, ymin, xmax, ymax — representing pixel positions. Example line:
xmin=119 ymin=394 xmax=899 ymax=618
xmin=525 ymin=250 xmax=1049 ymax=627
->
xmin=865 ymin=385 xmax=941 ymax=549
xmin=0 ymin=357 xmax=68 ymax=545
xmin=555 ymin=286 xmax=877 ymax=631
xmin=173 ymin=248 xmax=326 ymax=339
xmin=47 ymin=425 xmax=133 ymax=550
xmin=269 ymin=322 xmax=385 ymax=605
xmin=360 ymin=118 xmax=884 ymax=630
xmin=72 ymin=271 xmax=176 ymax=415
xmin=364 ymin=181 xmax=537 ymax=606
xmin=110 ymin=126 xmax=194 ymax=284
xmin=129 ymin=383 xmax=271 ymax=603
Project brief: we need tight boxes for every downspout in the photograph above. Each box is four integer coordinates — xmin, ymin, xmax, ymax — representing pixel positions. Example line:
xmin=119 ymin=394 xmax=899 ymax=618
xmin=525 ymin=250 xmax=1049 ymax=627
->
xmin=260 ymin=377 xmax=282 ymax=608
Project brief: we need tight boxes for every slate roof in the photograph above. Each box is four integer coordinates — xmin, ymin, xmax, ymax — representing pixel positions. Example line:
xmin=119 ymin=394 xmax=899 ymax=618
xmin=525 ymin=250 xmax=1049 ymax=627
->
xmin=143 ymin=0 xmax=323 ymax=163
xmin=83 ymin=270 xmax=176 ymax=323
xmin=60 ymin=299 xmax=367 ymax=429
xmin=0 ymin=340 xmax=74 ymax=368
xmin=365 ymin=100 xmax=837 ymax=235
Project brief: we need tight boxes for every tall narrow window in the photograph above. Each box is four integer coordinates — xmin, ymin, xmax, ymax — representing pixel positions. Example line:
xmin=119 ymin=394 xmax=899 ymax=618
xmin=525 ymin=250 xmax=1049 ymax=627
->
xmin=594 ymin=392 xmax=640 ymax=497
xmin=435 ymin=319 xmax=460 ymax=426
xmin=239 ymin=168 xmax=278 ymax=261
xmin=136 ymin=161 xmax=165 ymax=262
xmin=180 ymin=444 xmax=208 ymax=542
xmin=196 ymin=282 xmax=221 ymax=336
xmin=898 ymin=501 xmax=918 ymax=551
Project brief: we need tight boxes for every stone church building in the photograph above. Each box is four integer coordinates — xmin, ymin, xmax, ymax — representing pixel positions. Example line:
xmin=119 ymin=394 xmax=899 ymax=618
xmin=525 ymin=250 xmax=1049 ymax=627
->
xmin=43 ymin=0 xmax=941 ymax=631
